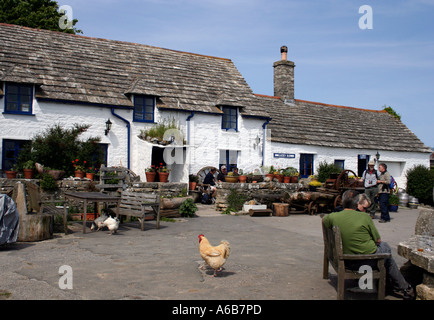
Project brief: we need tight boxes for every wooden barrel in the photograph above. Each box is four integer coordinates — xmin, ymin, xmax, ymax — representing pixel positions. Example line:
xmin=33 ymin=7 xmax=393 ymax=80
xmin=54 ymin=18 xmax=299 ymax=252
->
xmin=18 ymin=213 xmax=53 ymax=242
xmin=273 ymin=203 xmax=289 ymax=216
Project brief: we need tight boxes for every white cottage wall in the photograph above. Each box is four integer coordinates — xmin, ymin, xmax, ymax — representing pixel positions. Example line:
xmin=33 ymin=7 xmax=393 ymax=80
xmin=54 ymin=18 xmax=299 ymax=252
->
xmin=270 ymin=142 xmax=430 ymax=188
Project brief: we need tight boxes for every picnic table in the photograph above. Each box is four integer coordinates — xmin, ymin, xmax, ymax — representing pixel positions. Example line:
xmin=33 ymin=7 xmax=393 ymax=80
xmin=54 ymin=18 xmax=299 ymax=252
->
xmin=63 ymin=191 xmax=121 ymax=234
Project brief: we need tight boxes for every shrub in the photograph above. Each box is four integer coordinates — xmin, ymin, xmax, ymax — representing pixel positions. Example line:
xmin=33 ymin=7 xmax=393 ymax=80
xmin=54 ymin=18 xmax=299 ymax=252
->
xmin=406 ymin=165 xmax=434 ymax=205
xmin=17 ymin=124 xmax=103 ymax=176
xmin=179 ymin=198 xmax=198 ymax=217
xmin=316 ymin=161 xmax=343 ymax=183
xmin=226 ymin=189 xmax=248 ymax=212
xmin=40 ymin=173 xmax=58 ymax=192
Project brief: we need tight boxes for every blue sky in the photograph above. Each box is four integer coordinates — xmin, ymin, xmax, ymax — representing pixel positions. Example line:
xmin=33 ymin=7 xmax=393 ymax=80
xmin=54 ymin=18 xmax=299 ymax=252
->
xmin=57 ymin=0 xmax=434 ymax=148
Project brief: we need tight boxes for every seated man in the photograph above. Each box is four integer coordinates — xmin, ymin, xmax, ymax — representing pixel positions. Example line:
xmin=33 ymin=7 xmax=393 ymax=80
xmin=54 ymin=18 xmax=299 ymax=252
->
xmin=322 ymin=190 xmax=413 ymax=299
xmin=203 ymin=168 xmax=217 ymax=199
xmin=217 ymin=165 xmax=227 ymax=182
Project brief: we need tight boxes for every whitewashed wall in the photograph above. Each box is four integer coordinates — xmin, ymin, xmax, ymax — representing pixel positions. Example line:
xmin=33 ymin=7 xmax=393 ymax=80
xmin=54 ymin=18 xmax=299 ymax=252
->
xmin=1 ymin=94 xmax=429 ymax=188
xmin=269 ymin=141 xmax=430 ymax=189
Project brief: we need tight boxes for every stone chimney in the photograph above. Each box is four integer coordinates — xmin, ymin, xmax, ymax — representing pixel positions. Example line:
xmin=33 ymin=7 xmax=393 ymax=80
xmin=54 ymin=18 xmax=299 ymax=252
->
xmin=273 ymin=45 xmax=295 ymax=102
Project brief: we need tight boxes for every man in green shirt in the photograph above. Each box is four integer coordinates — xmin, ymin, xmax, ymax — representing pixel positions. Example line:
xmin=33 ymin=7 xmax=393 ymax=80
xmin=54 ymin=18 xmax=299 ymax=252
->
xmin=323 ymin=190 xmax=413 ymax=299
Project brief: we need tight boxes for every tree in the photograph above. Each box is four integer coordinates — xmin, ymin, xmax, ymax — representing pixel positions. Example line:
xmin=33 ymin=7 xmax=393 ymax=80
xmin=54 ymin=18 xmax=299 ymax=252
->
xmin=17 ymin=123 xmax=103 ymax=176
xmin=0 ymin=0 xmax=82 ymax=34
xmin=406 ymin=165 xmax=434 ymax=206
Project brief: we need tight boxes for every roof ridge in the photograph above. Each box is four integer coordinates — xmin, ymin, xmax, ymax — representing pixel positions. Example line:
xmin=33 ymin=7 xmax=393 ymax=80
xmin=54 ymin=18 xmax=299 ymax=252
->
xmin=295 ymin=99 xmax=387 ymax=113
xmin=254 ymin=93 xmax=281 ymax=99
xmin=0 ymin=23 xmax=232 ymax=62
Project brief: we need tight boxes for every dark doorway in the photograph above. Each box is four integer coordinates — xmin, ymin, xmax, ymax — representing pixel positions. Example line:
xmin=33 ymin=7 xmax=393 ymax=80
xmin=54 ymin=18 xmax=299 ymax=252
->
xmin=152 ymin=146 xmax=166 ymax=182
xmin=357 ymin=154 xmax=370 ymax=177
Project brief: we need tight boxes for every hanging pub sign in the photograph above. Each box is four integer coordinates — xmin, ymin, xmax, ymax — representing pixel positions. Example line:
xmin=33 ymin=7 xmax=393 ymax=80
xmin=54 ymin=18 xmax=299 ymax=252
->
xmin=273 ymin=153 xmax=295 ymax=159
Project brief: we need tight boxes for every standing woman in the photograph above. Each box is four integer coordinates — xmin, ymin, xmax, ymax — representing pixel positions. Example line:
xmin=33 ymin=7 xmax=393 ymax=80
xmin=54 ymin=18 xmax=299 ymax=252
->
xmin=377 ymin=163 xmax=391 ymax=223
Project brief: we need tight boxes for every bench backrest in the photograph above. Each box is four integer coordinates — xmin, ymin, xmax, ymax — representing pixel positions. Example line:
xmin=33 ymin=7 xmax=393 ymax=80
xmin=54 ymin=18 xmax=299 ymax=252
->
xmin=119 ymin=191 xmax=160 ymax=217
xmin=322 ymin=223 xmax=344 ymax=270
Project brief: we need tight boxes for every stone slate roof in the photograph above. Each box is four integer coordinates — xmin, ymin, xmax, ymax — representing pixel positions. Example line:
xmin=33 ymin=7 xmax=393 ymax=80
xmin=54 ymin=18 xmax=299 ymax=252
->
xmin=0 ymin=24 xmax=430 ymax=154
xmin=0 ymin=23 xmax=268 ymax=118
xmin=255 ymin=94 xmax=431 ymax=153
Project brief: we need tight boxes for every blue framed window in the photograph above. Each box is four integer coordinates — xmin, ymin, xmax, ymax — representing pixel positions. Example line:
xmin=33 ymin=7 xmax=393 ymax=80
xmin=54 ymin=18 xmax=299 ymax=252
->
xmin=299 ymin=154 xmax=314 ymax=178
xmin=4 ymin=83 xmax=33 ymax=114
xmin=219 ymin=149 xmax=238 ymax=172
xmin=133 ymin=95 xmax=155 ymax=122
xmin=334 ymin=160 xmax=345 ymax=170
xmin=2 ymin=139 xmax=31 ymax=171
xmin=222 ymin=107 xmax=237 ymax=131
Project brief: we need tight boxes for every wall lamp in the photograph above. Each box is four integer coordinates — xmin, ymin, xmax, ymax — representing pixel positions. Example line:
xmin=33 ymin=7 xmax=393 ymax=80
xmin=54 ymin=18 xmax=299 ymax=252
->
xmin=105 ymin=119 xmax=112 ymax=135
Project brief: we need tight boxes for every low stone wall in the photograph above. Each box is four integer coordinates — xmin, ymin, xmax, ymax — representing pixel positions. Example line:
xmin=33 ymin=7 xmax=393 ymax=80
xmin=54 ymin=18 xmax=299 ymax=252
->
xmin=215 ymin=181 xmax=301 ymax=211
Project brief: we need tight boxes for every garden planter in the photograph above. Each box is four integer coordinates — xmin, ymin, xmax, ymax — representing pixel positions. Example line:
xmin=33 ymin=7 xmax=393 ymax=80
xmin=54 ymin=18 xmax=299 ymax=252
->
xmin=47 ymin=170 xmax=65 ymax=180
xmin=75 ymin=170 xmax=85 ymax=179
xmin=238 ymin=175 xmax=247 ymax=183
xmin=158 ymin=172 xmax=169 ymax=182
xmin=23 ymin=169 xmax=34 ymax=179
xmin=189 ymin=181 xmax=197 ymax=190
xmin=5 ymin=171 xmax=17 ymax=179
xmin=225 ymin=176 xmax=238 ymax=183
xmin=145 ymin=171 xmax=156 ymax=182
xmin=86 ymin=172 xmax=95 ymax=180
xmin=290 ymin=176 xmax=299 ymax=183
xmin=265 ymin=174 xmax=274 ymax=181
xmin=275 ymin=174 xmax=283 ymax=183
xmin=283 ymin=176 xmax=291 ymax=183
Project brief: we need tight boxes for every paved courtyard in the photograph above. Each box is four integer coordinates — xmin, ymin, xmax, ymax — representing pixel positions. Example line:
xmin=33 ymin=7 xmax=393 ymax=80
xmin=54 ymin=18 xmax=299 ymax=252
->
xmin=0 ymin=204 xmax=422 ymax=300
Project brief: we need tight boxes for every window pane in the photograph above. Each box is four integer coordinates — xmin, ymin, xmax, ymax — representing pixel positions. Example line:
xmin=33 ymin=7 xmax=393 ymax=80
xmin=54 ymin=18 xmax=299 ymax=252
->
xmin=6 ymin=102 xmax=18 ymax=111
xmin=7 ymin=94 xmax=18 ymax=102
xmin=7 ymin=85 xmax=18 ymax=94
xmin=21 ymin=86 xmax=32 ymax=95
xmin=145 ymin=113 xmax=153 ymax=121
xmin=135 ymin=96 xmax=143 ymax=106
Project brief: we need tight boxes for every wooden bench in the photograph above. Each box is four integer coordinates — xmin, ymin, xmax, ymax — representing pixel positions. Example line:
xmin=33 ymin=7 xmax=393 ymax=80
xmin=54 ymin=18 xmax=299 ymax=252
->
xmin=118 ymin=191 xmax=161 ymax=231
xmin=322 ymin=223 xmax=390 ymax=300
xmin=25 ymin=181 xmax=66 ymax=216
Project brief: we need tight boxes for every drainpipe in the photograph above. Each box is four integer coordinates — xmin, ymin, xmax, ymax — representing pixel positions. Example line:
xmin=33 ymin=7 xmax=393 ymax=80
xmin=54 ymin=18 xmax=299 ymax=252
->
xmin=186 ymin=111 xmax=195 ymax=144
xmin=186 ymin=112 xmax=195 ymax=175
xmin=111 ymin=108 xmax=131 ymax=169
xmin=262 ymin=118 xmax=271 ymax=167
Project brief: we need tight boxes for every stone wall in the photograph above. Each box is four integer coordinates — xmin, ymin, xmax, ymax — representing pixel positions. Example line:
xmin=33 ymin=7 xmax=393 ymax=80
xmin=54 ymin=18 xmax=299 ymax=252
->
xmin=215 ymin=181 xmax=300 ymax=211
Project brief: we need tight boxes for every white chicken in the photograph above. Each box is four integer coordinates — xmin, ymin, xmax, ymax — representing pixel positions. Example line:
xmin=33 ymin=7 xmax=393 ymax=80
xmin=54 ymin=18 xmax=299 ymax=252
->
xmin=90 ymin=213 xmax=108 ymax=231
xmin=198 ymin=234 xmax=231 ymax=277
xmin=101 ymin=216 xmax=120 ymax=235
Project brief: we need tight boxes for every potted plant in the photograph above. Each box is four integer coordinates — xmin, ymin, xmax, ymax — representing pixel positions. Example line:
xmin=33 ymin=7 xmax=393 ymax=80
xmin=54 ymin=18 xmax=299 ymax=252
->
xmin=225 ymin=171 xmax=238 ymax=183
xmin=145 ymin=165 xmax=156 ymax=182
xmin=389 ymin=194 xmax=399 ymax=212
xmin=86 ymin=165 xmax=97 ymax=180
xmin=238 ymin=169 xmax=247 ymax=183
xmin=309 ymin=180 xmax=322 ymax=191
xmin=5 ymin=164 xmax=18 ymax=179
xmin=157 ymin=163 xmax=170 ymax=182
xmin=274 ymin=168 xmax=283 ymax=183
xmin=282 ymin=168 xmax=291 ymax=183
xmin=189 ymin=174 xmax=199 ymax=190
xmin=72 ymin=159 xmax=86 ymax=178
xmin=263 ymin=165 xmax=275 ymax=181
xmin=23 ymin=160 xmax=35 ymax=179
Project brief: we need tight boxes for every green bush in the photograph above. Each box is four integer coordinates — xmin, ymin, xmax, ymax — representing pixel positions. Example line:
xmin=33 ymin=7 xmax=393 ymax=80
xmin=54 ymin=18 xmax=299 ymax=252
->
xmin=226 ymin=188 xmax=248 ymax=212
xmin=316 ymin=161 xmax=343 ymax=183
xmin=17 ymin=124 xmax=103 ymax=176
xmin=40 ymin=173 xmax=58 ymax=192
xmin=406 ymin=165 xmax=434 ymax=205
xmin=179 ymin=198 xmax=198 ymax=217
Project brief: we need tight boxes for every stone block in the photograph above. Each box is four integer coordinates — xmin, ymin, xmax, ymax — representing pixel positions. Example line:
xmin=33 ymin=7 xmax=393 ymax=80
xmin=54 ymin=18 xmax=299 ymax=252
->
xmin=415 ymin=207 xmax=434 ymax=236
xmin=416 ymin=284 xmax=434 ymax=300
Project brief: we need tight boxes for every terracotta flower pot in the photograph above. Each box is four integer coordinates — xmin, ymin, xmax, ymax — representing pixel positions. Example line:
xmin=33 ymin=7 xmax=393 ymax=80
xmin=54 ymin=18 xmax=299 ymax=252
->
xmin=265 ymin=173 xmax=274 ymax=181
xmin=238 ymin=175 xmax=247 ymax=183
xmin=158 ymin=172 xmax=169 ymax=182
xmin=189 ymin=181 xmax=197 ymax=190
xmin=5 ymin=171 xmax=17 ymax=179
xmin=283 ymin=176 xmax=291 ymax=183
xmin=145 ymin=171 xmax=156 ymax=182
xmin=291 ymin=176 xmax=299 ymax=183
xmin=86 ymin=172 xmax=95 ymax=180
xmin=75 ymin=170 xmax=85 ymax=179
xmin=23 ymin=169 xmax=34 ymax=179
